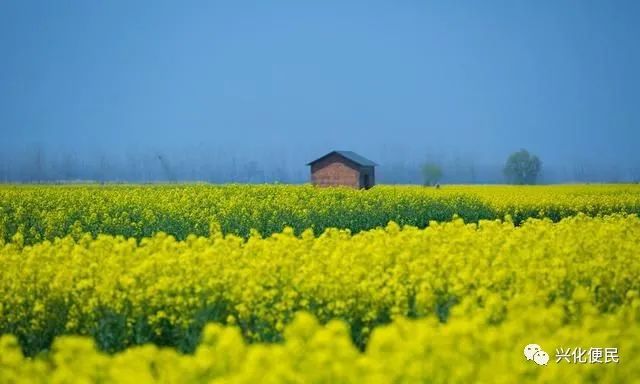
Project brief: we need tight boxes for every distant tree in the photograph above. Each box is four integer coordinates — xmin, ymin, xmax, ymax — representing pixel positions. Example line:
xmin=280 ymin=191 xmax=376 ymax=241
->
xmin=421 ymin=162 xmax=443 ymax=186
xmin=469 ymin=163 xmax=477 ymax=184
xmin=631 ymin=165 xmax=640 ymax=183
xmin=96 ymin=155 xmax=111 ymax=183
xmin=572 ymin=163 xmax=588 ymax=182
xmin=0 ymin=155 xmax=6 ymax=182
xmin=244 ymin=160 xmax=264 ymax=183
xmin=26 ymin=147 xmax=46 ymax=183
xmin=503 ymin=149 xmax=542 ymax=185
xmin=61 ymin=153 xmax=78 ymax=180
xmin=156 ymin=153 xmax=177 ymax=182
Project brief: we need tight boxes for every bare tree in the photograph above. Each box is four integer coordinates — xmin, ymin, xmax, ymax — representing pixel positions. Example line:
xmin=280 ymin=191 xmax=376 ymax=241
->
xmin=29 ymin=147 xmax=46 ymax=183
xmin=157 ymin=153 xmax=177 ymax=182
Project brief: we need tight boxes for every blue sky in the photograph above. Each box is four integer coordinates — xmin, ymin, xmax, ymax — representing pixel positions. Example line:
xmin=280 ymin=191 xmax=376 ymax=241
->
xmin=1 ymin=0 xmax=639 ymax=171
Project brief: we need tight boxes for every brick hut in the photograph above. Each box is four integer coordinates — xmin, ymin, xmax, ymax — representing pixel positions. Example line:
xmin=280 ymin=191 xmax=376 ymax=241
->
xmin=307 ymin=150 xmax=377 ymax=189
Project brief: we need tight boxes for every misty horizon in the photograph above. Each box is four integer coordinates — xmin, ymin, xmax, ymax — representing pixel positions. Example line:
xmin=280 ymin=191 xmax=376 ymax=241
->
xmin=1 ymin=144 xmax=638 ymax=184
xmin=1 ymin=1 xmax=639 ymax=183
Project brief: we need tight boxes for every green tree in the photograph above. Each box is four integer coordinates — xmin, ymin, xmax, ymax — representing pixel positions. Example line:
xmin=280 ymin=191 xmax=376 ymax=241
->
xmin=421 ymin=163 xmax=443 ymax=186
xmin=503 ymin=149 xmax=542 ymax=184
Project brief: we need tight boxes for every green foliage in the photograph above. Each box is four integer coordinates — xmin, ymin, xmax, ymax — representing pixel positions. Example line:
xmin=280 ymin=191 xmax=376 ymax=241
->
xmin=1 ymin=215 xmax=639 ymax=358
xmin=421 ymin=162 xmax=443 ymax=186
xmin=2 ymin=184 xmax=640 ymax=245
xmin=1 ymin=185 xmax=640 ymax=382
xmin=503 ymin=149 xmax=542 ymax=184
xmin=2 ymin=305 xmax=640 ymax=383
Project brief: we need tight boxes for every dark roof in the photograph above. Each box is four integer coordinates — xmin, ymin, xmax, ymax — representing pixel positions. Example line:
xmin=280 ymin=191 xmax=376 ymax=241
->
xmin=307 ymin=150 xmax=378 ymax=167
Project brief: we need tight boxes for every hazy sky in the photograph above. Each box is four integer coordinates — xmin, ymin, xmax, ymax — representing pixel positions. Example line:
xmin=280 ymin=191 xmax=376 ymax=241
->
xmin=1 ymin=0 xmax=639 ymax=167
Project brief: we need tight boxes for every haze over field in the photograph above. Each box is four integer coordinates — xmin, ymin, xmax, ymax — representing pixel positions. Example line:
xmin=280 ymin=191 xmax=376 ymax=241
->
xmin=1 ymin=1 xmax=639 ymax=183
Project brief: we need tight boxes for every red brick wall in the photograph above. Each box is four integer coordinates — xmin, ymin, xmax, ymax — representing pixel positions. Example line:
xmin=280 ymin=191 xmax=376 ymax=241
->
xmin=311 ymin=154 xmax=360 ymax=188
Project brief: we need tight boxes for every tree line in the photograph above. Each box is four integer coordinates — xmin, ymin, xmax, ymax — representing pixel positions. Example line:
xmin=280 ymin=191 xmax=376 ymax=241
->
xmin=421 ymin=149 xmax=543 ymax=186
xmin=0 ymin=148 xmax=637 ymax=184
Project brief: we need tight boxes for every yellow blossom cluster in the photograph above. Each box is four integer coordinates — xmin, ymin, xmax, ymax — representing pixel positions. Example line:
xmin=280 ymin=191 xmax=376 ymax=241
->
xmin=1 ymin=306 xmax=639 ymax=383
xmin=1 ymin=184 xmax=639 ymax=244
xmin=1 ymin=214 xmax=638 ymax=359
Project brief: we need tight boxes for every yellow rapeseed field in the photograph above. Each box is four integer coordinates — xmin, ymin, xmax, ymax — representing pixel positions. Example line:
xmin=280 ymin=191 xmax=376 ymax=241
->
xmin=1 ymin=185 xmax=639 ymax=382
xmin=1 ymin=184 xmax=639 ymax=243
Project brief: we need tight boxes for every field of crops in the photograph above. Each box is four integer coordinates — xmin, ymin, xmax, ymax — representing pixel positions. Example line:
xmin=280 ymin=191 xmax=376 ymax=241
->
xmin=2 ymin=184 xmax=639 ymax=244
xmin=1 ymin=184 xmax=640 ymax=383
